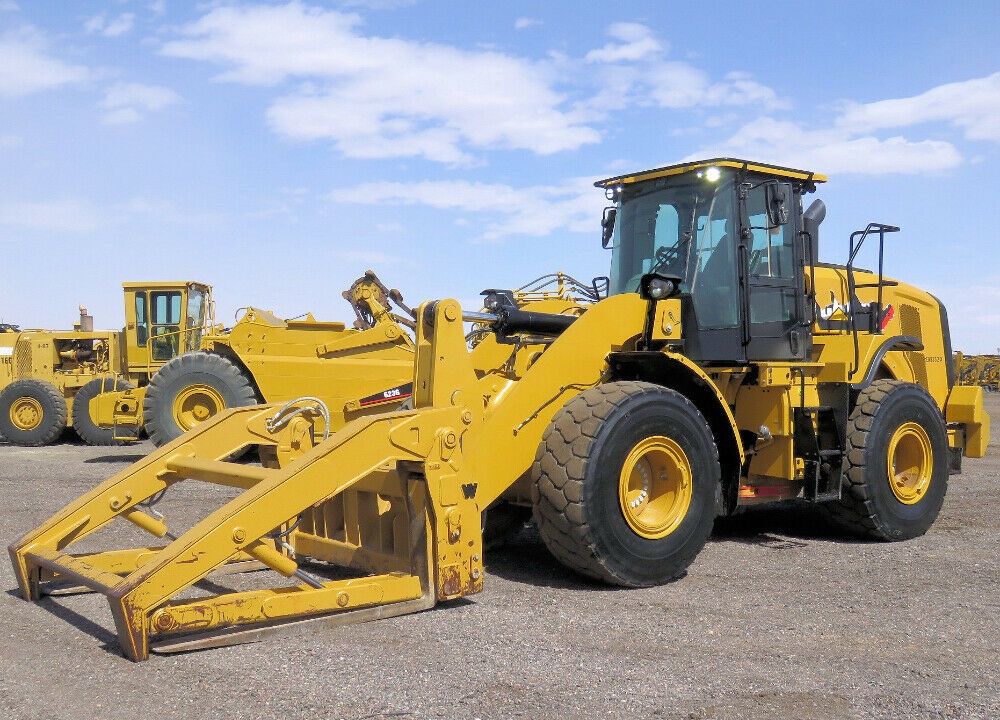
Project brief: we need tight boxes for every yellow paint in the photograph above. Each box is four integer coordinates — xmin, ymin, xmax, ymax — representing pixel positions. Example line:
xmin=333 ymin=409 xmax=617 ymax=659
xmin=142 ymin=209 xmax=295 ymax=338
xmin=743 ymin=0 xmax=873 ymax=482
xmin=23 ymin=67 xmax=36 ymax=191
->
xmin=886 ymin=422 xmax=933 ymax=505
xmin=618 ymin=436 xmax=693 ymax=539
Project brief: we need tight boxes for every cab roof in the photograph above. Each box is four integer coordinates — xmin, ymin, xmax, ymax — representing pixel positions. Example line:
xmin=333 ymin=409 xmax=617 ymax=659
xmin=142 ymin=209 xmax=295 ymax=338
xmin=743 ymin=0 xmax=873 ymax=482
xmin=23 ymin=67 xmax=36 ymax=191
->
xmin=595 ymin=158 xmax=827 ymax=188
xmin=121 ymin=281 xmax=212 ymax=290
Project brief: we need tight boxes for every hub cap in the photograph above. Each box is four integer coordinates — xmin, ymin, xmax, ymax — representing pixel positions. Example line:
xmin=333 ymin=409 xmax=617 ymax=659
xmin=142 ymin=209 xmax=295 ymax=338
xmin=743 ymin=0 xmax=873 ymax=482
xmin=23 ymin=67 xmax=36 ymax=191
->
xmin=9 ymin=396 xmax=43 ymax=431
xmin=886 ymin=422 xmax=933 ymax=504
xmin=173 ymin=385 xmax=225 ymax=431
xmin=618 ymin=436 xmax=693 ymax=539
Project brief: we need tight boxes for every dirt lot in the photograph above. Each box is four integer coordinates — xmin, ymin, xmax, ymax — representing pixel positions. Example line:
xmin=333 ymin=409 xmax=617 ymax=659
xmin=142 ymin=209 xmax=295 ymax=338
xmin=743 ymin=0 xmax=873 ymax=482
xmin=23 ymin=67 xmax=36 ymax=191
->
xmin=1 ymin=395 xmax=997 ymax=720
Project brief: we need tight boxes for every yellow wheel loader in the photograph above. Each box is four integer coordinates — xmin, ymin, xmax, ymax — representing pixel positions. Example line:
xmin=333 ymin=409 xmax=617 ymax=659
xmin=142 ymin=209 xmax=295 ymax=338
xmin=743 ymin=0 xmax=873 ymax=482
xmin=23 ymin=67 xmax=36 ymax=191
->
xmin=125 ymin=271 xmax=418 ymax=446
xmin=9 ymin=158 xmax=988 ymax=661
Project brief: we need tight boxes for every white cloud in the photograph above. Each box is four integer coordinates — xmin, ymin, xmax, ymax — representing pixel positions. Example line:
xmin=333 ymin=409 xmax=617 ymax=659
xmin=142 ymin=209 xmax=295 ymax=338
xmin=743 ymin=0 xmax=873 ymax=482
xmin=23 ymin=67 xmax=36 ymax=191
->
xmin=837 ymin=72 xmax=1000 ymax=143
xmin=0 ymin=29 xmax=90 ymax=96
xmin=100 ymin=82 xmax=181 ymax=124
xmin=0 ymin=199 xmax=103 ymax=233
xmin=0 ymin=1 xmax=20 ymax=11
xmin=691 ymin=117 xmax=963 ymax=175
xmin=161 ymin=2 xmax=599 ymax=163
xmin=582 ymin=24 xmax=786 ymax=114
xmin=337 ymin=177 xmax=604 ymax=241
xmin=84 ymin=13 xmax=135 ymax=38
xmin=694 ymin=73 xmax=1000 ymax=176
xmin=647 ymin=65 xmax=787 ymax=111
xmin=514 ymin=17 xmax=541 ymax=30
xmin=0 ymin=134 xmax=21 ymax=148
xmin=585 ymin=22 xmax=663 ymax=63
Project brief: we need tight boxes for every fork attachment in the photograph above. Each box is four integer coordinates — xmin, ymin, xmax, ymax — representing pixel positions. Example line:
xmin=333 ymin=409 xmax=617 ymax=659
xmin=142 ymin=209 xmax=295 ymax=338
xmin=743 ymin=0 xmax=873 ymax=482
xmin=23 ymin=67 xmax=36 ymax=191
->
xmin=8 ymin=397 xmax=483 ymax=660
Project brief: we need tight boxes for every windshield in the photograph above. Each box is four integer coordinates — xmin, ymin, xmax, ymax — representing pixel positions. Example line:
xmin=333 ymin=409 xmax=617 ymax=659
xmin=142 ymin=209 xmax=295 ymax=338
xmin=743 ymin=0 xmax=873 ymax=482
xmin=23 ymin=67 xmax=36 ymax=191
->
xmin=186 ymin=288 xmax=208 ymax=352
xmin=609 ymin=173 xmax=735 ymax=292
xmin=608 ymin=171 xmax=738 ymax=328
xmin=188 ymin=289 xmax=207 ymax=327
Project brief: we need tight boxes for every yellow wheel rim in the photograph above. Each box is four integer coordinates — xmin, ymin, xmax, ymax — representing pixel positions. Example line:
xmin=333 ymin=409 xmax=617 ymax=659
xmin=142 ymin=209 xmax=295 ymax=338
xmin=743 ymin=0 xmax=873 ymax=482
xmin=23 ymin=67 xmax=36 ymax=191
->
xmin=9 ymin=397 xmax=44 ymax=431
xmin=173 ymin=384 xmax=225 ymax=431
xmin=618 ymin=436 xmax=693 ymax=539
xmin=886 ymin=422 xmax=933 ymax=505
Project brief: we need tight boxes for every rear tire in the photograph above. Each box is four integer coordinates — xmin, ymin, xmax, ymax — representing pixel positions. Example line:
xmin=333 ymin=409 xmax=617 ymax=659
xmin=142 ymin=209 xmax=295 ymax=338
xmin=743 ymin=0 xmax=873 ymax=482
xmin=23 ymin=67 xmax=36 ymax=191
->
xmin=531 ymin=381 xmax=719 ymax=587
xmin=143 ymin=352 xmax=257 ymax=446
xmin=0 ymin=379 xmax=67 ymax=446
xmin=825 ymin=379 xmax=948 ymax=540
xmin=72 ymin=377 xmax=135 ymax=446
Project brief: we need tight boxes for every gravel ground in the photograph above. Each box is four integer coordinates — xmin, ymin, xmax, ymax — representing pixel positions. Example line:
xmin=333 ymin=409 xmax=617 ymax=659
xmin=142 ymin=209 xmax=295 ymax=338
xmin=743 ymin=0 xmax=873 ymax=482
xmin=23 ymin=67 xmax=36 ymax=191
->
xmin=1 ymin=395 xmax=998 ymax=720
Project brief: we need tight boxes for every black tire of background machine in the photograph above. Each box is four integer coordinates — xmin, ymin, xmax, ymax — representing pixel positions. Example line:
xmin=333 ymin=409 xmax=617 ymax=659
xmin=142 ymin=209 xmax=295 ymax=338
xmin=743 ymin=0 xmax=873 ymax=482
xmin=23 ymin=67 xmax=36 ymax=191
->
xmin=71 ymin=377 xmax=135 ymax=446
xmin=143 ymin=351 xmax=257 ymax=447
xmin=0 ymin=378 xmax=68 ymax=447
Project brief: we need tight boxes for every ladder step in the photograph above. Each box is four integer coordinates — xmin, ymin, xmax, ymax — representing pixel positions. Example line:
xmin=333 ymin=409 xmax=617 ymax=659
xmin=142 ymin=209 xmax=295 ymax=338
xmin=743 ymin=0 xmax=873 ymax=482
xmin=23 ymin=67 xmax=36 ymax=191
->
xmin=800 ymin=405 xmax=834 ymax=414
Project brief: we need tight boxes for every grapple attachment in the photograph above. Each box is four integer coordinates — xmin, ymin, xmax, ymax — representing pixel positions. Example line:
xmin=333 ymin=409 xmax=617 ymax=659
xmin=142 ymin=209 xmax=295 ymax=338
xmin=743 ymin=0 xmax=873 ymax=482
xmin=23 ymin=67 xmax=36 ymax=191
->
xmin=8 ymin=382 xmax=484 ymax=660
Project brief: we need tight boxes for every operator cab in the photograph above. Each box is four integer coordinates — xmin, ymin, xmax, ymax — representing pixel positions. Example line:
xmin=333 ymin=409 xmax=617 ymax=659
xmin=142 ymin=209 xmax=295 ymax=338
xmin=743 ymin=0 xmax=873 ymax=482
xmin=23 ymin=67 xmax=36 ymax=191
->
xmin=597 ymin=159 xmax=826 ymax=364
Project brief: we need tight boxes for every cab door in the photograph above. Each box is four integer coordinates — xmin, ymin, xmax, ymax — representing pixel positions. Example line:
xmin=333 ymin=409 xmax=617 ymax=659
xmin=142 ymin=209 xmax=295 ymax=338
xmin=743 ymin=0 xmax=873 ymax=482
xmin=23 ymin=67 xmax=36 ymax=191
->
xmin=742 ymin=183 xmax=810 ymax=361
xmin=123 ymin=288 xmax=151 ymax=372
xmin=149 ymin=290 xmax=184 ymax=363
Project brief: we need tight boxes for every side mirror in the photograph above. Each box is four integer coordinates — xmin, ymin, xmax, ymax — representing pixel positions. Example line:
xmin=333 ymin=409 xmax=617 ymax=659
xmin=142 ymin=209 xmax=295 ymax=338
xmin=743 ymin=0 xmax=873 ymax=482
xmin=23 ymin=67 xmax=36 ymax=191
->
xmin=765 ymin=183 xmax=790 ymax=227
xmin=601 ymin=206 xmax=617 ymax=248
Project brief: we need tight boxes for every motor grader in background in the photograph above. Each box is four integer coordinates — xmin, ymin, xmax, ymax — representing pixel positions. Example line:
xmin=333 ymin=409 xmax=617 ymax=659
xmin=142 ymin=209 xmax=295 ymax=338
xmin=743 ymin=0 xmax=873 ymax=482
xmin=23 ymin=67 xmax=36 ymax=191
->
xmin=0 ymin=282 xmax=212 ymax=446
xmin=9 ymin=158 xmax=988 ymax=661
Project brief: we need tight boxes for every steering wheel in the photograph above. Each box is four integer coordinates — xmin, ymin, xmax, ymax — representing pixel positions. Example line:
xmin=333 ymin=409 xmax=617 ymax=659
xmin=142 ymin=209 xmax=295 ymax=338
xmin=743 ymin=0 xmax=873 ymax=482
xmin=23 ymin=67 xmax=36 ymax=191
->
xmin=651 ymin=244 xmax=681 ymax=274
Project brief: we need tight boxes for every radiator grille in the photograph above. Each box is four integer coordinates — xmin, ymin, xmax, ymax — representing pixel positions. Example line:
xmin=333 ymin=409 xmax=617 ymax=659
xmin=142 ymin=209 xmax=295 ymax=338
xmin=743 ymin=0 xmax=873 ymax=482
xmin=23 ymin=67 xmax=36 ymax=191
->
xmin=899 ymin=304 xmax=923 ymax=340
xmin=14 ymin=339 xmax=32 ymax=377
xmin=898 ymin=304 xmax=927 ymax=387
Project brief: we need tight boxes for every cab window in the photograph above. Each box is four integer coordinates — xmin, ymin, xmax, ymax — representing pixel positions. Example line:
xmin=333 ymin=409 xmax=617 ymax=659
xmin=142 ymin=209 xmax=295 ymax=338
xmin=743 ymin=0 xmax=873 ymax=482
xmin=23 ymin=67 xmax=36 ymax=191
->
xmin=150 ymin=291 xmax=182 ymax=361
xmin=135 ymin=293 xmax=148 ymax=347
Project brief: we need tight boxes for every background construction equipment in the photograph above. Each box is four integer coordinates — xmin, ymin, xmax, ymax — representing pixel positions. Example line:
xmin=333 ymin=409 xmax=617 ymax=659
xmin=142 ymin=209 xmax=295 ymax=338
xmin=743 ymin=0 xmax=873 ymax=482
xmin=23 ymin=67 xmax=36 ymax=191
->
xmin=955 ymin=351 xmax=999 ymax=392
xmin=0 ymin=282 xmax=211 ymax=446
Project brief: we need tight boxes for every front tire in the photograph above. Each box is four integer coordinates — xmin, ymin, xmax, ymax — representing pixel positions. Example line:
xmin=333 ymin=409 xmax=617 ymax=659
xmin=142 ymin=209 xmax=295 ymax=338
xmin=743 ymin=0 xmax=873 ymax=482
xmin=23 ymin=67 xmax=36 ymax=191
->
xmin=72 ymin=377 xmax=135 ymax=446
xmin=826 ymin=379 xmax=948 ymax=540
xmin=143 ymin=352 xmax=257 ymax=446
xmin=531 ymin=381 xmax=719 ymax=587
xmin=0 ymin=379 xmax=67 ymax=446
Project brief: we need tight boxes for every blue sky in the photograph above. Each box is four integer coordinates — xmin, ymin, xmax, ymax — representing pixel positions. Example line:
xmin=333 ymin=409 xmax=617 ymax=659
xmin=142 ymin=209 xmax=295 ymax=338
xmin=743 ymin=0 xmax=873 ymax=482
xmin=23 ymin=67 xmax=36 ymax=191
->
xmin=1 ymin=1 xmax=998 ymax=352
